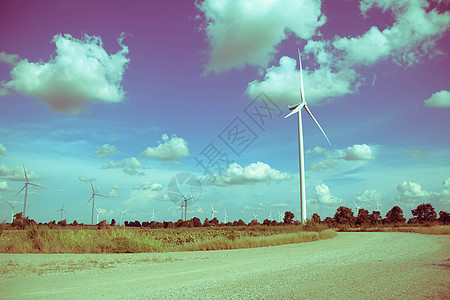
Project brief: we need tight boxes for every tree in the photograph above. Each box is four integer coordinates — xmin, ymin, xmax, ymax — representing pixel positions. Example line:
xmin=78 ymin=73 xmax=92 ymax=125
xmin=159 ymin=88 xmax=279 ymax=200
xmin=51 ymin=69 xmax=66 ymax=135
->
xmin=311 ymin=213 xmax=321 ymax=223
xmin=411 ymin=203 xmax=437 ymax=223
xmin=12 ymin=212 xmax=30 ymax=230
xmin=111 ymin=219 xmax=116 ymax=226
xmin=192 ymin=217 xmax=202 ymax=227
xmin=438 ymin=211 xmax=450 ymax=225
xmin=369 ymin=211 xmax=382 ymax=226
xmin=385 ymin=206 xmax=406 ymax=225
xmin=58 ymin=219 xmax=67 ymax=227
xmin=284 ymin=211 xmax=295 ymax=224
xmin=72 ymin=220 xmax=78 ymax=226
xmin=334 ymin=206 xmax=355 ymax=226
xmin=356 ymin=209 xmax=370 ymax=227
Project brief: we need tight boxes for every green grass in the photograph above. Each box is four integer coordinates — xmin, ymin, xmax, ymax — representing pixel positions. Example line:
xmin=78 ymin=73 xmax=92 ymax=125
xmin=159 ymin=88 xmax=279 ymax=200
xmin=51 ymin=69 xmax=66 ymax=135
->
xmin=0 ymin=225 xmax=337 ymax=254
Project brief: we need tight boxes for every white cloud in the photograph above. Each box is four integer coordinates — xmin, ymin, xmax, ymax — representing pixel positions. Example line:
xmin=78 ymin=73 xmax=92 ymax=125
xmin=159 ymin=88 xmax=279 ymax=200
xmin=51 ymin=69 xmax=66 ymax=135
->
xmin=354 ymin=189 xmax=381 ymax=203
xmin=308 ymin=161 xmax=336 ymax=172
xmin=342 ymin=144 xmax=376 ymax=161
xmin=0 ymin=33 xmax=129 ymax=114
xmin=0 ymin=164 xmax=40 ymax=181
xmin=424 ymin=90 xmax=450 ymax=107
xmin=246 ymin=56 xmax=358 ymax=106
xmin=396 ymin=181 xmax=430 ymax=203
xmin=132 ymin=182 xmax=162 ymax=191
xmin=0 ymin=181 xmax=12 ymax=191
xmin=197 ymin=0 xmax=326 ymax=73
xmin=306 ymin=146 xmax=327 ymax=156
xmin=79 ymin=176 xmax=95 ymax=183
xmin=310 ymin=183 xmax=341 ymax=203
xmin=0 ymin=144 xmax=6 ymax=156
xmin=140 ymin=134 xmax=189 ymax=161
xmin=103 ymin=157 xmax=146 ymax=176
xmin=206 ymin=162 xmax=293 ymax=186
xmin=0 ymin=52 xmax=20 ymax=65
xmin=94 ymin=144 xmax=121 ymax=158
xmin=334 ymin=0 xmax=450 ymax=67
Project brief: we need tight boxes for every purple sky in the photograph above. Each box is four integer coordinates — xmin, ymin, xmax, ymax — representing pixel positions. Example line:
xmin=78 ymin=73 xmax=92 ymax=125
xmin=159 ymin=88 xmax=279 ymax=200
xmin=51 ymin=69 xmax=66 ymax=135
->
xmin=0 ymin=0 xmax=449 ymax=224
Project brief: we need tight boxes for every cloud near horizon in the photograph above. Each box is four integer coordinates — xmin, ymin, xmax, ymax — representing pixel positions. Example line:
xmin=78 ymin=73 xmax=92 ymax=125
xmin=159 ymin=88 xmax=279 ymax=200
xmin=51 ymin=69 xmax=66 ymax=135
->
xmin=424 ymin=90 xmax=450 ymax=107
xmin=0 ymin=33 xmax=129 ymax=114
xmin=103 ymin=157 xmax=146 ymax=176
xmin=206 ymin=162 xmax=293 ymax=186
xmin=0 ymin=164 xmax=40 ymax=181
xmin=0 ymin=144 xmax=6 ymax=156
xmin=197 ymin=0 xmax=326 ymax=73
xmin=310 ymin=183 xmax=341 ymax=204
xmin=94 ymin=144 xmax=121 ymax=158
xmin=140 ymin=134 xmax=189 ymax=161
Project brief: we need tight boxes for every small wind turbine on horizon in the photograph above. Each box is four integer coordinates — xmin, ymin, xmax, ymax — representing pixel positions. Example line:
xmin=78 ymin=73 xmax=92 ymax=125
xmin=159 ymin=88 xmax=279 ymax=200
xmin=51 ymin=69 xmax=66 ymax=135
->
xmin=285 ymin=49 xmax=331 ymax=224
xmin=180 ymin=192 xmax=193 ymax=221
xmin=96 ymin=207 xmax=104 ymax=224
xmin=150 ymin=210 xmax=157 ymax=221
xmin=375 ymin=199 xmax=380 ymax=212
xmin=8 ymin=202 xmax=17 ymax=223
xmin=252 ymin=212 xmax=258 ymax=221
xmin=56 ymin=203 xmax=68 ymax=221
xmin=224 ymin=209 xmax=229 ymax=223
xmin=268 ymin=211 xmax=272 ymax=220
xmin=278 ymin=211 xmax=283 ymax=223
xmin=15 ymin=165 xmax=45 ymax=217
xmin=85 ymin=180 xmax=107 ymax=225
xmin=210 ymin=204 xmax=218 ymax=219
xmin=119 ymin=209 xmax=127 ymax=226
xmin=353 ymin=200 xmax=361 ymax=213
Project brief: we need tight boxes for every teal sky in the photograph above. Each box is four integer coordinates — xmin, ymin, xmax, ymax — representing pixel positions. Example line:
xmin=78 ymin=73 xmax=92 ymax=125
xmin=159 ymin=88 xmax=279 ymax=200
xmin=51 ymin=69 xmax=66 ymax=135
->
xmin=1 ymin=0 xmax=449 ymax=224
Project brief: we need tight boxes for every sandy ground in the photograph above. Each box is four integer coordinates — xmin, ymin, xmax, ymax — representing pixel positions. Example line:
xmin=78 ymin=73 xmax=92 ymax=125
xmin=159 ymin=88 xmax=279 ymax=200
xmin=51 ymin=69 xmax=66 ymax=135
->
xmin=0 ymin=232 xmax=448 ymax=299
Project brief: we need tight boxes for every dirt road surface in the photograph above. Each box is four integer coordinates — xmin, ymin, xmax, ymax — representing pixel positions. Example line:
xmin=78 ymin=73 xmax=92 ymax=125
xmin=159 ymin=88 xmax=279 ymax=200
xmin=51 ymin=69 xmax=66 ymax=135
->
xmin=1 ymin=232 xmax=449 ymax=299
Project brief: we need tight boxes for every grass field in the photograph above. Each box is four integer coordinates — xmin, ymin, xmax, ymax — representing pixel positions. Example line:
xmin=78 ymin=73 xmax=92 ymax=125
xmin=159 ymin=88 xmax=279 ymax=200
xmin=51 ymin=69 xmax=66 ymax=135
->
xmin=0 ymin=225 xmax=337 ymax=254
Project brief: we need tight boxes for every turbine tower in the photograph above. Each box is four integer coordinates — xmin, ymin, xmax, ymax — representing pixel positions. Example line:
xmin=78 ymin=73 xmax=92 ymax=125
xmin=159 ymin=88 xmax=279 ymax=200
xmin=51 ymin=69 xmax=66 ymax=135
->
xmin=285 ymin=49 xmax=331 ymax=224
xmin=210 ymin=204 xmax=218 ymax=219
xmin=119 ymin=209 xmax=127 ymax=226
xmin=224 ymin=209 xmax=229 ymax=223
xmin=15 ymin=165 xmax=45 ymax=217
xmin=8 ymin=202 xmax=16 ymax=223
xmin=56 ymin=203 xmax=68 ymax=221
xmin=85 ymin=180 xmax=107 ymax=225
xmin=180 ymin=192 xmax=193 ymax=221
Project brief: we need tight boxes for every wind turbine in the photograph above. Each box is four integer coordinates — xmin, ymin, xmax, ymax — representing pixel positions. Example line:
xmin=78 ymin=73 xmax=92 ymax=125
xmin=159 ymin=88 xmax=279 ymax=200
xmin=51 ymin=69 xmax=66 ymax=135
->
xmin=8 ymin=202 xmax=16 ymax=223
xmin=180 ymin=192 xmax=193 ymax=221
xmin=210 ymin=204 xmax=218 ymax=219
xmin=375 ymin=199 xmax=380 ymax=212
xmin=278 ymin=211 xmax=283 ymax=223
xmin=285 ymin=49 xmax=331 ymax=224
xmin=15 ymin=165 xmax=45 ymax=217
xmin=224 ymin=209 xmax=229 ymax=223
xmin=268 ymin=211 xmax=272 ymax=220
xmin=96 ymin=207 xmax=104 ymax=224
xmin=252 ymin=212 xmax=258 ymax=221
xmin=353 ymin=200 xmax=361 ymax=213
xmin=85 ymin=180 xmax=107 ymax=225
xmin=56 ymin=203 xmax=68 ymax=221
xmin=119 ymin=209 xmax=127 ymax=226
xmin=150 ymin=210 xmax=157 ymax=221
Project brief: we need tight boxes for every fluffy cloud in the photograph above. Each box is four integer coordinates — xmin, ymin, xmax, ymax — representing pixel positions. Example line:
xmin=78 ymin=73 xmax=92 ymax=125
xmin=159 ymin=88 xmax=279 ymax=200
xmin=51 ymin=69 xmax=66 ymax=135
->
xmin=310 ymin=184 xmax=341 ymax=203
xmin=0 ymin=144 xmax=6 ymax=156
xmin=206 ymin=162 xmax=293 ymax=186
xmin=108 ymin=185 xmax=121 ymax=198
xmin=0 ymin=165 xmax=40 ymax=181
xmin=354 ymin=189 xmax=381 ymax=205
xmin=396 ymin=181 xmax=430 ymax=203
xmin=0 ymin=33 xmax=129 ymax=114
xmin=424 ymin=90 xmax=450 ymax=107
xmin=0 ymin=181 xmax=12 ymax=191
xmin=103 ymin=157 xmax=146 ymax=176
xmin=308 ymin=161 xmax=336 ymax=172
xmin=334 ymin=0 xmax=450 ymax=67
xmin=342 ymin=144 xmax=376 ymax=161
xmin=246 ymin=56 xmax=358 ymax=105
xmin=0 ymin=52 xmax=20 ymax=65
xmin=197 ymin=0 xmax=325 ymax=73
xmin=140 ymin=134 xmax=189 ymax=161
xmin=94 ymin=144 xmax=121 ymax=158
xmin=79 ymin=176 xmax=95 ymax=183
xmin=132 ymin=182 xmax=162 ymax=191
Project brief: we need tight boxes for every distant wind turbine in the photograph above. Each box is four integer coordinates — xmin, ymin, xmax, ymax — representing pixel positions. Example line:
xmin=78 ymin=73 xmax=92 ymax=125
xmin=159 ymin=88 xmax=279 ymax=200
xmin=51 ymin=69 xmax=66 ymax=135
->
xmin=96 ymin=207 xmax=104 ymax=224
xmin=150 ymin=210 xmax=157 ymax=221
xmin=15 ymin=165 xmax=45 ymax=217
xmin=278 ymin=211 xmax=283 ymax=223
xmin=8 ymin=202 xmax=16 ymax=223
xmin=56 ymin=203 xmax=68 ymax=221
xmin=180 ymin=192 xmax=193 ymax=221
xmin=210 ymin=204 xmax=218 ymax=219
xmin=119 ymin=209 xmax=127 ymax=226
xmin=268 ymin=211 xmax=272 ymax=220
xmin=224 ymin=209 xmax=229 ymax=223
xmin=252 ymin=212 xmax=258 ymax=221
xmin=85 ymin=180 xmax=107 ymax=225
xmin=353 ymin=200 xmax=361 ymax=213
xmin=375 ymin=199 xmax=380 ymax=212
xmin=285 ymin=49 xmax=331 ymax=224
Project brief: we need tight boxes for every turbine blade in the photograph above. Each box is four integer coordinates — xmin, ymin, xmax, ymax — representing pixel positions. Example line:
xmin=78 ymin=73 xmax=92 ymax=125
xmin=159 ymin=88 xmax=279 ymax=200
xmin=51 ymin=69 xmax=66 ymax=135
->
xmin=304 ymin=105 xmax=331 ymax=146
xmin=28 ymin=183 xmax=45 ymax=189
xmin=23 ymin=164 xmax=28 ymax=183
xmin=298 ymin=48 xmax=306 ymax=105
xmin=85 ymin=195 xmax=94 ymax=206
xmin=284 ymin=103 xmax=305 ymax=119
xmin=8 ymin=202 xmax=14 ymax=208
xmin=15 ymin=185 xmax=26 ymax=197
xmin=90 ymin=181 xmax=95 ymax=193
xmin=95 ymin=193 xmax=107 ymax=198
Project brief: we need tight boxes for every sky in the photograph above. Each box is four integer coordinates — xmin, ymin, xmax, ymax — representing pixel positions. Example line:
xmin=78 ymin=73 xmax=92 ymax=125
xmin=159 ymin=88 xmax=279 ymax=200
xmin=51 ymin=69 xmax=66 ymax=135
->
xmin=0 ymin=0 xmax=449 ymax=224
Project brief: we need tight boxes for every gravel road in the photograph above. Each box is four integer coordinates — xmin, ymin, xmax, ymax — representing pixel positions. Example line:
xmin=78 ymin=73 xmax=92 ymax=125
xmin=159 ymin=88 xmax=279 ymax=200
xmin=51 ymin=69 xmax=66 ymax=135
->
xmin=1 ymin=232 xmax=448 ymax=299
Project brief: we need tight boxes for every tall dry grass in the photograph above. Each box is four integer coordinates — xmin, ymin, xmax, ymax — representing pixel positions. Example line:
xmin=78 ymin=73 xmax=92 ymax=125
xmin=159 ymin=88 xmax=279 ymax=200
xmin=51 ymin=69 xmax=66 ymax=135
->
xmin=0 ymin=225 xmax=337 ymax=254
